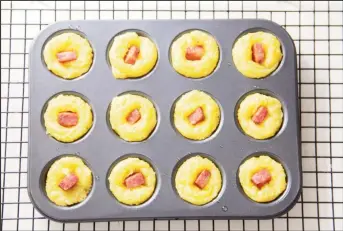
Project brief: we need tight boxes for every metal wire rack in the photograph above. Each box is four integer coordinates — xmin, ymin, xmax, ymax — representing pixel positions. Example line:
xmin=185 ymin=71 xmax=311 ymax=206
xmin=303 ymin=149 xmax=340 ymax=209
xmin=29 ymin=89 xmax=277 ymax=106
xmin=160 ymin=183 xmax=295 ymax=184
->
xmin=1 ymin=1 xmax=342 ymax=230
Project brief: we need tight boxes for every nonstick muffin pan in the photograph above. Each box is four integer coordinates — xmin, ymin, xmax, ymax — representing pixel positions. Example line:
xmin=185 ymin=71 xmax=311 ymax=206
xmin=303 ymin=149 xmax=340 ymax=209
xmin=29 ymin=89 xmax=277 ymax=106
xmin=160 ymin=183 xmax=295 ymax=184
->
xmin=28 ymin=19 xmax=301 ymax=222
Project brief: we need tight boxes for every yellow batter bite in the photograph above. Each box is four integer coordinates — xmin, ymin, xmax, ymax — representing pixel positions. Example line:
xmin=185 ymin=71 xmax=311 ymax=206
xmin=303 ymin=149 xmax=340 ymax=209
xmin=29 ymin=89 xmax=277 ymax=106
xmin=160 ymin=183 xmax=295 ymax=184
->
xmin=108 ymin=32 xmax=158 ymax=79
xmin=237 ymin=93 xmax=283 ymax=140
xmin=108 ymin=157 xmax=156 ymax=205
xmin=44 ymin=94 xmax=93 ymax=143
xmin=232 ymin=31 xmax=282 ymax=78
xmin=174 ymin=90 xmax=220 ymax=140
xmin=45 ymin=156 xmax=92 ymax=206
xmin=175 ymin=155 xmax=222 ymax=205
xmin=43 ymin=32 xmax=93 ymax=79
xmin=170 ymin=30 xmax=219 ymax=78
xmin=109 ymin=94 xmax=157 ymax=142
xmin=239 ymin=155 xmax=287 ymax=203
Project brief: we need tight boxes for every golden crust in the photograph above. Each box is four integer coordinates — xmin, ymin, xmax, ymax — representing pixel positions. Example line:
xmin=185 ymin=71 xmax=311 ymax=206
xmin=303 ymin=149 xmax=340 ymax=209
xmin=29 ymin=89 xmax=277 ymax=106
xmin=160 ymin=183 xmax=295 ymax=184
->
xmin=239 ymin=155 xmax=287 ymax=202
xmin=43 ymin=33 xmax=93 ymax=79
xmin=109 ymin=94 xmax=157 ymax=142
xmin=45 ymin=156 xmax=93 ymax=206
xmin=108 ymin=157 xmax=156 ymax=205
xmin=108 ymin=32 xmax=158 ymax=79
xmin=171 ymin=30 xmax=219 ymax=78
xmin=44 ymin=94 xmax=93 ymax=143
xmin=232 ymin=32 xmax=282 ymax=78
xmin=175 ymin=155 xmax=222 ymax=205
xmin=237 ymin=93 xmax=283 ymax=140
xmin=174 ymin=90 xmax=220 ymax=140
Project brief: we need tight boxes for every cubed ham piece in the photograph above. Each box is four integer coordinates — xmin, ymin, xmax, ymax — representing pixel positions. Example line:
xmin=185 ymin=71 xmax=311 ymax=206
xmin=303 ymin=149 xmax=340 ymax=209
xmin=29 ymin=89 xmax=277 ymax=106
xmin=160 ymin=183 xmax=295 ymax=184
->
xmin=252 ymin=106 xmax=268 ymax=124
xmin=59 ymin=173 xmax=78 ymax=191
xmin=252 ymin=43 xmax=265 ymax=64
xmin=188 ymin=107 xmax=205 ymax=125
xmin=124 ymin=46 xmax=140 ymax=65
xmin=58 ymin=112 xmax=79 ymax=127
xmin=124 ymin=172 xmax=145 ymax=189
xmin=185 ymin=46 xmax=204 ymax=61
xmin=251 ymin=169 xmax=272 ymax=189
xmin=126 ymin=109 xmax=141 ymax=124
xmin=56 ymin=51 xmax=77 ymax=63
xmin=194 ymin=170 xmax=211 ymax=189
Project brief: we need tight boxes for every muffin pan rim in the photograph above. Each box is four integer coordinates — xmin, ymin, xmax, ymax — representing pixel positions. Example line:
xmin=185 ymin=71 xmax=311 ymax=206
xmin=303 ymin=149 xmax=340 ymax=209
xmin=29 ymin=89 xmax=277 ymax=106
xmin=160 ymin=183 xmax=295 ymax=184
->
xmin=28 ymin=19 xmax=301 ymax=222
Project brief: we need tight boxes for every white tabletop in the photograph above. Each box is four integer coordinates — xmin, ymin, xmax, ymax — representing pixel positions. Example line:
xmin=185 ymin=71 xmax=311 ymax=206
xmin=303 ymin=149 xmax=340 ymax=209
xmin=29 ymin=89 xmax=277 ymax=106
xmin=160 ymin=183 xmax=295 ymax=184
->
xmin=1 ymin=1 xmax=343 ymax=231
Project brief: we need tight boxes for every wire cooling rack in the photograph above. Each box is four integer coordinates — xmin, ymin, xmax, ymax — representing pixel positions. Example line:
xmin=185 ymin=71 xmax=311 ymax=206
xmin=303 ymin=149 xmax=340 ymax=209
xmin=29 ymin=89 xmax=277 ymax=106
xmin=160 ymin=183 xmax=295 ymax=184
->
xmin=1 ymin=1 xmax=342 ymax=231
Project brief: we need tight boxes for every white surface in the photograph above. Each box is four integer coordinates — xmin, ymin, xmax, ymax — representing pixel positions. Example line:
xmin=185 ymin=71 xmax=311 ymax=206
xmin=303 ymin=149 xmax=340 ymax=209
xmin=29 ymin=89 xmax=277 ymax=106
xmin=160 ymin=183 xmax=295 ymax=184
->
xmin=1 ymin=1 xmax=343 ymax=231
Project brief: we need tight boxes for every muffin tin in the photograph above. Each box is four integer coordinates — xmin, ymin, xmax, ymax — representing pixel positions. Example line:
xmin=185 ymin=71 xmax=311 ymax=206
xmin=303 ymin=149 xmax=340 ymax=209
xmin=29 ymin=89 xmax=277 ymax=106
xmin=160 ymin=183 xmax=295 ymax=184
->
xmin=28 ymin=19 xmax=301 ymax=222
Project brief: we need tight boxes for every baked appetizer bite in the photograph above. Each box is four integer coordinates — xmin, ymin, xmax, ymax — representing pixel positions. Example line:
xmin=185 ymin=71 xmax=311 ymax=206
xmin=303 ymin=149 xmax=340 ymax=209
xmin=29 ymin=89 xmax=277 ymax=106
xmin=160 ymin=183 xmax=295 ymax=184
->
xmin=173 ymin=90 xmax=220 ymax=140
xmin=44 ymin=94 xmax=93 ymax=143
xmin=175 ymin=155 xmax=222 ymax=205
xmin=45 ymin=156 xmax=92 ymax=206
xmin=43 ymin=32 xmax=93 ymax=79
xmin=170 ymin=30 xmax=219 ymax=78
xmin=237 ymin=93 xmax=283 ymax=140
xmin=108 ymin=32 xmax=158 ymax=79
xmin=109 ymin=94 xmax=157 ymax=142
xmin=239 ymin=155 xmax=287 ymax=203
xmin=108 ymin=157 xmax=156 ymax=205
xmin=232 ymin=31 xmax=282 ymax=78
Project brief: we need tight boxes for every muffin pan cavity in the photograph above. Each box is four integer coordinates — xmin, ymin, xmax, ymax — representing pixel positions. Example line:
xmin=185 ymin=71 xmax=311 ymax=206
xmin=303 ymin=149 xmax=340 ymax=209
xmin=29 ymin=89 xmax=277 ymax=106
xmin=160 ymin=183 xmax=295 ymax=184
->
xmin=234 ymin=89 xmax=288 ymax=141
xmin=106 ymin=153 xmax=161 ymax=208
xmin=232 ymin=27 xmax=285 ymax=79
xmin=236 ymin=152 xmax=290 ymax=205
xmin=172 ymin=153 xmax=226 ymax=207
xmin=29 ymin=20 xmax=301 ymax=221
xmin=170 ymin=90 xmax=223 ymax=143
xmin=106 ymin=91 xmax=160 ymax=142
xmin=39 ymin=154 xmax=94 ymax=209
xmin=106 ymin=29 xmax=159 ymax=80
xmin=42 ymin=29 xmax=95 ymax=80
xmin=41 ymin=91 xmax=95 ymax=143
xmin=168 ymin=29 xmax=221 ymax=79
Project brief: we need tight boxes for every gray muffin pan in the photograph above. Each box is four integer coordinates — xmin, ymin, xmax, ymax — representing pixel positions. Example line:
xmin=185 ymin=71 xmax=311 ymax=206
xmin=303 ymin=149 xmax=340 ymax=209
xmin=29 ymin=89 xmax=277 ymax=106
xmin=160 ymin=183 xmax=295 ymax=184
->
xmin=28 ymin=20 xmax=301 ymax=222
